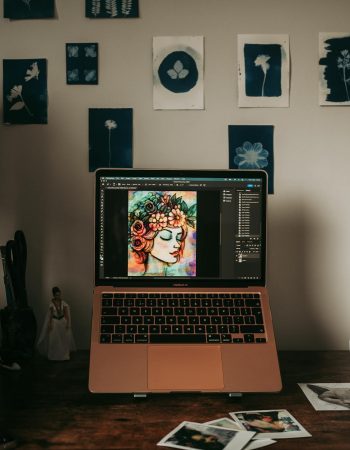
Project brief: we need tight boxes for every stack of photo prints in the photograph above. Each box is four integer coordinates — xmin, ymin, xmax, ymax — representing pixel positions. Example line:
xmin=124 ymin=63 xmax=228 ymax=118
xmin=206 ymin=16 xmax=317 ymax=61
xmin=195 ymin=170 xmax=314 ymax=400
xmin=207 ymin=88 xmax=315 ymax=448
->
xmin=157 ymin=409 xmax=311 ymax=450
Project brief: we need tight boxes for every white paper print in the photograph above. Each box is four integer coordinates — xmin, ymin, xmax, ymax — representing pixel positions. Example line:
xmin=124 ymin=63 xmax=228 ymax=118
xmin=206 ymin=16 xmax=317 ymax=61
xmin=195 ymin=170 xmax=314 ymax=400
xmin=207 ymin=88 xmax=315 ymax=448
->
xmin=238 ymin=34 xmax=290 ymax=107
xmin=153 ymin=36 xmax=204 ymax=110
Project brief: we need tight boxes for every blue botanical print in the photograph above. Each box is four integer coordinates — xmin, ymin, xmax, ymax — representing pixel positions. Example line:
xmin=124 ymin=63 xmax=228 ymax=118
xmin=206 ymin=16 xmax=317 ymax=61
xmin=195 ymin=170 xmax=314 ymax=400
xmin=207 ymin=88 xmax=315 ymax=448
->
xmin=234 ymin=141 xmax=269 ymax=169
xmin=66 ymin=43 xmax=98 ymax=85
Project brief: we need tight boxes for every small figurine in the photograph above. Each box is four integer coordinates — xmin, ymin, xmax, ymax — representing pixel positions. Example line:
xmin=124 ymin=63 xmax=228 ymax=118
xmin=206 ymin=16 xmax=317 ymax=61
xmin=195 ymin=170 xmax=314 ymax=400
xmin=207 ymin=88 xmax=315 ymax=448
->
xmin=37 ymin=287 xmax=76 ymax=360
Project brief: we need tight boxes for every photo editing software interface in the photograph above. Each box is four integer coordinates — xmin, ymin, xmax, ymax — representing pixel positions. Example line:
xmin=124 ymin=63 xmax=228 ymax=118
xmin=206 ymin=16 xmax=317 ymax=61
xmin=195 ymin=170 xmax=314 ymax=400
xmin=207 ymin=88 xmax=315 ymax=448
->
xmin=97 ymin=174 xmax=264 ymax=282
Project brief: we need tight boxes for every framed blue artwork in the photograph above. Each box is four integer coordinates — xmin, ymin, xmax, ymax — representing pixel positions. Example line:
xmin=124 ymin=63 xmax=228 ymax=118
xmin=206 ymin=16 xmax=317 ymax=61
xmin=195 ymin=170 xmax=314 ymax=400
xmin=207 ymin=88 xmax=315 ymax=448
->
xmin=4 ymin=0 xmax=55 ymax=19
xmin=89 ymin=108 xmax=133 ymax=172
xmin=319 ymin=32 xmax=350 ymax=105
xmin=66 ymin=43 xmax=98 ymax=85
xmin=238 ymin=35 xmax=290 ymax=108
xmin=3 ymin=59 xmax=48 ymax=124
xmin=229 ymin=125 xmax=274 ymax=194
xmin=86 ymin=0 xmax=139 ymax=18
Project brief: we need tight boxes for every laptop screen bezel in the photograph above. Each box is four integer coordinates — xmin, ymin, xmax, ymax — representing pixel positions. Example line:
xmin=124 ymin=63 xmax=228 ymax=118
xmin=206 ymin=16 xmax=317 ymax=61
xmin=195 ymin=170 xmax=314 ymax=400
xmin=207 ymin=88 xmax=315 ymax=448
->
xmin=95 ymin=168 xmax=267 ymax=288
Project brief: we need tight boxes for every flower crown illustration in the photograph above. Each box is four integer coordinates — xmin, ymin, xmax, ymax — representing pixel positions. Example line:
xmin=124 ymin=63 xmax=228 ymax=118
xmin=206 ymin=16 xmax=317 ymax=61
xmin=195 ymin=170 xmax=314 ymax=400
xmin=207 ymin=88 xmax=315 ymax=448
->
xmin=128 ymin=192 xmax=196 ymax=254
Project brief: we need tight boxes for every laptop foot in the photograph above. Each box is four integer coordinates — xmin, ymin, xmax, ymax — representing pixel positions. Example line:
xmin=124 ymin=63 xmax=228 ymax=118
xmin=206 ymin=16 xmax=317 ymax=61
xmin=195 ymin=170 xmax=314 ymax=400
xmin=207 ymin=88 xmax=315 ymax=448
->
xmin=133 ymin=393 xmax=147 ymax=399
xmin=228 ymin=393 xmax=242 ymax=398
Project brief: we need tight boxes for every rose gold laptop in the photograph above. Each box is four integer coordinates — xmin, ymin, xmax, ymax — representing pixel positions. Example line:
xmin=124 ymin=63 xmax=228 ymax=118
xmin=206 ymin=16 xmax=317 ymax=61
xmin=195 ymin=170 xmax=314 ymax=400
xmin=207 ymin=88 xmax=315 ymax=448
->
xmin=89 ymin=168 xmax=281 ymax=395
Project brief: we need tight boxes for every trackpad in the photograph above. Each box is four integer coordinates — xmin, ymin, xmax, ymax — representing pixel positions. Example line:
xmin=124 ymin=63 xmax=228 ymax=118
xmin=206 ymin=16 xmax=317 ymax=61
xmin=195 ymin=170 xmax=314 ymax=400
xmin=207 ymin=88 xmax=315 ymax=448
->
xmin=148 ymin=345 xmax=224 ymax=391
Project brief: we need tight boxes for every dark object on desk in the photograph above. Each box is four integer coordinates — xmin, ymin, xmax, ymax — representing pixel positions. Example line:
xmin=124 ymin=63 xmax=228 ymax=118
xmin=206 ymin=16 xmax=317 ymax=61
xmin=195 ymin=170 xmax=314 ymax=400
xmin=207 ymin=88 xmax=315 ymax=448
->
xmin=0 ymin=430 xmax=17 ymax=449
xmin=0 ymin=231 xmax=37 ymax=366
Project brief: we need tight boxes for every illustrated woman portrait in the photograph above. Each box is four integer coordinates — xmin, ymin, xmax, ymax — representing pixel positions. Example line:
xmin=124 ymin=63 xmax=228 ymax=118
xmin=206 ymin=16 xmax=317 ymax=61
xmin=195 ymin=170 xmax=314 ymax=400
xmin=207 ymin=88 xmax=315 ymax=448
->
xmin=128 ymin=191 xmax=196 ymax=276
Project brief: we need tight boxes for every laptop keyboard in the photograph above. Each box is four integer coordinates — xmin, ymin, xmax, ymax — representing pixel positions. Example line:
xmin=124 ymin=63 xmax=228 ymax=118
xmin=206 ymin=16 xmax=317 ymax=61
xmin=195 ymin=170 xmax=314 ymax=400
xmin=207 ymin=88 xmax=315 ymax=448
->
xmin=99 ymin=292 xmax=267 ymax=344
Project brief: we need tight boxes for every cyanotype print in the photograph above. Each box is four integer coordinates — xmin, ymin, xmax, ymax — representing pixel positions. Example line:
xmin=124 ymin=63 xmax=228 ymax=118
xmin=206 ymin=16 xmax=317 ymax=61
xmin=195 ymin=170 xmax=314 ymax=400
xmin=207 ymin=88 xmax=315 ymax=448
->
xmin=229 ymin=125 xmax=274 ymax=194
xmin=238 ymin=35 xmax=289 ymax=107
xmin=4 ymin=0 xmax=55 ymax=19
xmin=244 ymin=44 xmax=282 ymax=97
xmin=319 ymin=33 xmax=350 ymax=105
xmin=3 ymin=59 xmax=48 ymax=124
xmin=89 ymin=108 xmax=133 ymax=172
xmin=153 ymin=36 xmax=204 ymax=110
xmin=86 ymin=0 xmax=139 ymax=18
xmin=66 ymin=43 xmax=98 ymax=85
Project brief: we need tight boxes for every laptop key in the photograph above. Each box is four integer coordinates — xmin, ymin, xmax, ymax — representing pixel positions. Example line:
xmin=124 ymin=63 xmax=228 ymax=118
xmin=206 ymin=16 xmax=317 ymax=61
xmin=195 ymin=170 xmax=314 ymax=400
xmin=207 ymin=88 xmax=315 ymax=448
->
xmin=101 ymin=325 xmax=114 ymax=334
xmin=221 ymin=334 xmax=232 ymax=343
xmin=111 ymin=334 xmax=122 ymax=343
xmin=240 ymin=325 xmax=265 ymax=334
xmin=207 ymin=334 xmax=220 ymax=343
xmin=135 ymin=334 xmax=149 ymax=343
xmin=100 ymin=334 xmax=111 ymax=343
xmin=123 ymin=334 xmax=134 ymax=343
xmin=150 ymin=334 xmax=206 ymax=343
xmin=244 ymin=334 xmax=255 ymax=343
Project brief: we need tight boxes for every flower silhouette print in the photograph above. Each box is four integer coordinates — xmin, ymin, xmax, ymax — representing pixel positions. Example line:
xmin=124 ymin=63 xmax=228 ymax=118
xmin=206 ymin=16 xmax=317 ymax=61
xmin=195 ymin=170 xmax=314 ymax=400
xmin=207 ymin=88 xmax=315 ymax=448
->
xmin=68 ymin=45 xmax=79 ymax=58
xmin=24 ymin=62 xmax=40 ymax=82
xmin=234 ymin=141 xmax=269 ymax=169
xmin=6 ymin=85 xmax=33 ymax=116
xmin=105 ymin=119 xmax=117 ymax=166
xmin=337 ymin=49 xmax=350 ymax=101
xmin=254 ymin=54 xmax=270 ymax=96
xmin=167 ymin=60 xmax=189 ymax=80
xmin=85 ymin=45 xmax=97 ymax=58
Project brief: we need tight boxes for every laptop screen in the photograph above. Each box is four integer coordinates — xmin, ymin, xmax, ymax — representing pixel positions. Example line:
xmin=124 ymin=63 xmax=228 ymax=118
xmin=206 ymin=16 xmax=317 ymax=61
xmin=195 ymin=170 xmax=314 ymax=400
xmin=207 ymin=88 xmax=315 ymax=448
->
xmin=95 ymin=169 xmax=266 ymax=287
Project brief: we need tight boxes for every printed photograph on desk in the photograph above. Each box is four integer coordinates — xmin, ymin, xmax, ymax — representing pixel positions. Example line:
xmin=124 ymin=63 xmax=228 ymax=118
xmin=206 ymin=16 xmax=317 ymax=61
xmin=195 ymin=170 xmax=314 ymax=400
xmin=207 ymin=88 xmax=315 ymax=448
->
xmin=204 ymin=419 xmax=275 ymax=450
xmin=229 ymin=410 xmax=311 ymax=440
xmin=128 ymin=191 xmax=197 ymax=277
xmin=88 ymin=108 xmax=133 ymax=172
xmin=298 ymin=383 xmax=350 ymax=410
xmin=85 ymin=0 xmax=139 ymax=18
xmin=153 ymin=36 xmax=204 ymax=110
xmin=66 ymin=43 xmax=98 ymax=85
xmin=157 ymin=421 xmax=255 ymax=450
xmin=319 ymin=32 xmax=350 ymax=105
xmin=228 ymin=125 xmax=274 ymax=194
xmin=3 ymin=58 xmax=48 ymax=124
xmin=4 ymin=0 xmax=55 ymax=19
xmin=237 ymin=34 xmax=290 ymax=107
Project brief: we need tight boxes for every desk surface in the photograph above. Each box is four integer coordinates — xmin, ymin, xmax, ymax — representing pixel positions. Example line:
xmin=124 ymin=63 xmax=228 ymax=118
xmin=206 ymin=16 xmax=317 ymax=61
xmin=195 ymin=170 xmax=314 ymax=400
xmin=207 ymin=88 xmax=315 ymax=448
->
xmin=1 ymin=351 xmax=349 ymax=449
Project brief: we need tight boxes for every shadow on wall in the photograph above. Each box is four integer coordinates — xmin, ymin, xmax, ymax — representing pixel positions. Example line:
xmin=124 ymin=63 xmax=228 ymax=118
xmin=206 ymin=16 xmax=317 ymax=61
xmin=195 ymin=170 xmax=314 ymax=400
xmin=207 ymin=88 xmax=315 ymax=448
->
xmin=267 ymin=198 xmax=332 ymax=350
xmin=0 ymin=125 xmax=56 ymax=338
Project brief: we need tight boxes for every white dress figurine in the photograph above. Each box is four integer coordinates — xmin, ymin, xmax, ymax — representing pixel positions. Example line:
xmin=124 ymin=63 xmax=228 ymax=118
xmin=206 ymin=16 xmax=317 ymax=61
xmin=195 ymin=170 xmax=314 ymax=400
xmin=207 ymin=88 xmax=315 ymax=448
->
xmin=37 ymin=287 xmax=76 ymax=360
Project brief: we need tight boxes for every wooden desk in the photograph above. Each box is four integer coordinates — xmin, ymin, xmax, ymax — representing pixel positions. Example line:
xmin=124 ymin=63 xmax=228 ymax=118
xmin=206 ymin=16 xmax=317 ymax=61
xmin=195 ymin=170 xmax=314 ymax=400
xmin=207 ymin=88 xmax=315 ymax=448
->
xmin=1 ymin=351 xmax=349 ymax=449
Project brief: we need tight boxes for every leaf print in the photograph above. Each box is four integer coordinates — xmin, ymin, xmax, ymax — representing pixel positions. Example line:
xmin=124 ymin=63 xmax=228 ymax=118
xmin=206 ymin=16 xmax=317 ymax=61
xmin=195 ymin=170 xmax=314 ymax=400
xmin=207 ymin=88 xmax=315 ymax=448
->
xmin=68 ymin=45 xmax=79 ymax=58
xmin=85 ymin=45 xmax=97 ymax=58
xmin=6 ymin=84 xmax=33 ymax=116
xmin=24 ymin=62 xmax=40 ymax=82
xmin=10 ymin=102 xmax=25 ymax=111
xmin=6 ymin=85 xmax=22 ymax=102
xmin=121 ymin=0 xmax=133 ymax=15
xmin=167 ymin=60 xmax=189 ymax=80
xmin=106 ymin=0 xmax=118 ymax=17
xmin=84 ymin=70 xmax=97 ymax=82
xmin=67 ymin=69 xmax=79 ymax=82
xmin=91 ymin=0 xmax=101 ymax=16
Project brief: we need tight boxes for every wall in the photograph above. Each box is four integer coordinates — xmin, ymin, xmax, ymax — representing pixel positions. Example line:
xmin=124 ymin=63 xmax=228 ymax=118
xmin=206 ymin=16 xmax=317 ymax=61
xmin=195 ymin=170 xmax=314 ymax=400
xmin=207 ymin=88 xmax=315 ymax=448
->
xmin=0 ymin=0 xmax=349 ymax=350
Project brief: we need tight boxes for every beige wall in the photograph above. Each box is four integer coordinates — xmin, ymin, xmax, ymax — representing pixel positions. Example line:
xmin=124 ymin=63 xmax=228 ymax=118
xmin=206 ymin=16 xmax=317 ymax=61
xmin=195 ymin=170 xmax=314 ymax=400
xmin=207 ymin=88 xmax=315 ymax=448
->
xmin=1 ymin=0 xmax=349 ymax=350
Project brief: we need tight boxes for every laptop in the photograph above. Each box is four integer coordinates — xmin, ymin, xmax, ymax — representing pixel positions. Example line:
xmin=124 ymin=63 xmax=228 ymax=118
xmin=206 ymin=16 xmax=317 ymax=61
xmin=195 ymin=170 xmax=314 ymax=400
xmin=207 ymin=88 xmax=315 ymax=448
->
xmin=89 ymin=168 xmax=282 ymax=394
